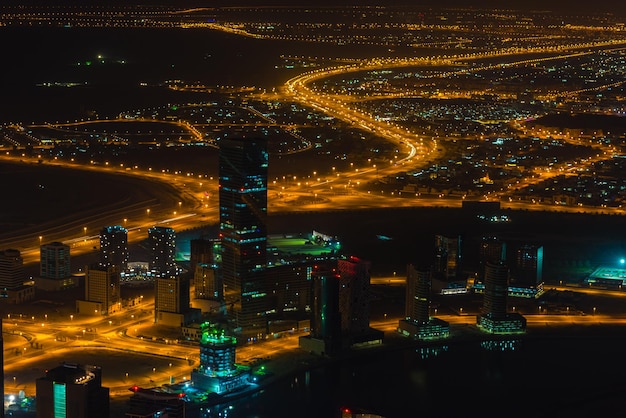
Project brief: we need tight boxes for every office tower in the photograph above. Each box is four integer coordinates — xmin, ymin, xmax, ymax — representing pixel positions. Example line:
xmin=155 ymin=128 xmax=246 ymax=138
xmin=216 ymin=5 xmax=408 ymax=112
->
xmin=405 ymin=264 xmax=431 ymax=325
xmin=77 ymin=264 xmax=120 ymax=315
xmin=40 ymin=242 xmax=71 ymax=279
xmin=473 ymin=235 xmax=507 ymax=283
xmin=154 ymin=274 xmax=190 ymax=324
xmin=434 ymin=235 xmax=461 ymax=281
xmin=194 ymin=263 xmax=221 ymax=300
xmin=399 ymin=265 xmax=449 ymax=340
xmin=190 ymin=238 xmax=214 ymax=271
xmin=219 ymin=137 xmax=268 ymax=330
xmin=35 ymin=363 xmax=109 ymax=418
xmin=0 ymin=249 xmax=24 ymax=289
xmin=192 ymin=322 xmax=248 ymax=395
xmin=310 ymin=266 xmax=340 ymax=345
xmin=99 ymin=225 xmax=128 ymax=272
xmin=198 ymin=323 xmax=236 ymax=375
xmin=512 ymin=244 xmax=543 ymax=288
xmin=338 ymin=256 xmax=371 ymax=336
xmin=477 ymin=261 xmax=526 ymax=333
xmin=479 ymin=235 xmax=506 ymax=266
xmin=148 ymin=226 xmax=176 ymax=276
xmin=482 ymin=262 xmax=509 ymax=318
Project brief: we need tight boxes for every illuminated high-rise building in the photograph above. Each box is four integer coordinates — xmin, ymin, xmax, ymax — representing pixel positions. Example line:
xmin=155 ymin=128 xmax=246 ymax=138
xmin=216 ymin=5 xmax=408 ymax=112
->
xmin=191 ymin=238 xmax=222 ymax=300
xmin=35 ymin=362 xmax=109 ymax=418
xmin=434 ymin=235 xmax=461 ymax=281
xmin=398 ymin=265 xmax=449 ymax=340
xmin=0 ymin=249 xmax=24 ymax=289
xmin=338 ymin=257 xmax=371 ymax=336
xmin=148 ymin=226 xmax=176 ymax=276
xmin=194 ymin=263 xmax=221 ymax=300
xmin=77 ymin=264 xmax=120 ymax=315
xmin=482 ymin=262 xmax=509 ymax=318
xmin=40 ymin=241 xmax=71 ymax=279
xmin=405 ymin=264 xmax=431 ymax=325
xmin=477 ymin=261 xmax=526 ymax=334
xmin=310 ymin=266 xmax=340 ymax=348
xmin=219 ymin=137 xmax=268 ymax=330
xmin=191 ymin=322 xmax=249 ymax=394
xmin=99 ymin=225 xmax=128 ymax=272
xmin=154 ymin=274 xmax=191 ymax=326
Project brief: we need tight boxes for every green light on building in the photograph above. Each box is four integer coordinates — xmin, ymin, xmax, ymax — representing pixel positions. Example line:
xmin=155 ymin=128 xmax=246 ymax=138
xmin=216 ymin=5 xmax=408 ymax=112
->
xmin=200 ymin=322 xmax=237 ymax=345
xmin=53 ymin=382 xmax=66 ymax=418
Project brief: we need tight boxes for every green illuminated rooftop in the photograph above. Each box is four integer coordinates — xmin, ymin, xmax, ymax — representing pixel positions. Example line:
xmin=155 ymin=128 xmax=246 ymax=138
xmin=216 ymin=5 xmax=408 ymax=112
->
xmin=200 ymin=322 xmax=237 ymax=345
xmin=268 ymin=232 xmax=341 ymax=258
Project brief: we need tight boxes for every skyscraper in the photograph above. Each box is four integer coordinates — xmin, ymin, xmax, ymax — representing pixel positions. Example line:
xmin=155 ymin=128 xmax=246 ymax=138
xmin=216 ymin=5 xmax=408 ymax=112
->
xmin=512 ymin=244 xmax=544 ymax=289
xmin=398 ymin=264 xmax=449 ymax=340
xmin=148 ymin=226 xmax=176 ymax=276
xmin=154 ymin=274 xmax=191 ymax=326
xmin=99 ymin=225 xmax=128 ymax=272
xmin=194 ymin=263 xmax=221 ymax=300
xmin=219 ymin=137 xmax=268 ymax=330
xmin=405 ymin=264 xmax=431 ymax=325
xmin=434 ymin=235 xmax=461 ymax=281
xmin=482 ymin=262 xmax=509 ymax=319
xmin=77 ymin=264 xmax=120 ymax=315
xmin=190 ymin=238 xmax=214 ymax=272
xmin=478 ymin=235 xmax=506 ymax=276
xmin=40 ymin=241 xmax=71 ymax=279
xmin=477 ymin=261 xmax=526 ymax=334
xmin=35 ymin=363 xmax=109 ymax=418
xmin=310 ymin=265 xmax=340 ymax=349
xmin=191 ymin=322 xmax=249 ymax=395
xmin=0 ymin=249 xmax=24 ymax=290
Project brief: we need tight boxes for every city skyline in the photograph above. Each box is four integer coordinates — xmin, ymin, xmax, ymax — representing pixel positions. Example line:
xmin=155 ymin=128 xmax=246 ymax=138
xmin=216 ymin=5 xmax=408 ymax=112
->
xmin=2 ymin=3 xmax=626 ymax=417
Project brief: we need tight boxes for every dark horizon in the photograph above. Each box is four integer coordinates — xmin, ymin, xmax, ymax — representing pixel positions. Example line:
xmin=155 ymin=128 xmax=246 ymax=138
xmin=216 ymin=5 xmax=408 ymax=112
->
xmin=1 ymin=0 xmax=624 ymax=15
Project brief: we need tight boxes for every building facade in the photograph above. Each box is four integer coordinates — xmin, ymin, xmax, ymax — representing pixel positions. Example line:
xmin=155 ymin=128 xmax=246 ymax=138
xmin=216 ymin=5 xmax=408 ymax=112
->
xmin=219 ymin=137 xmax=269 ymax=330
xmin=40 ymin=242 xmax=71 ymax=279
xmin=434 ymin=235 xmax=461 ymax=281
xmin=405 ymin=264 xmax=431 ymax=325
xmin=477 ymin=261 xmax=526 ymax=334
xmin=0 ymin=249 xmax=24 ymax=290
xmin=35 ymin=363 xmax=109 ymax=418
xmin=99 ymin=225 xmax=128 ymax=273
xmin=148 ymin=226 xmax=176 ymax=276
xmin=77 ymin=264 xmax=120 ymax=315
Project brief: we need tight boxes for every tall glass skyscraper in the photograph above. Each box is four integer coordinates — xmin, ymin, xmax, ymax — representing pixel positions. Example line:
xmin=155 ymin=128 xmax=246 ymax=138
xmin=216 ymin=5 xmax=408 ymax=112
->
xmin=219 ymin=137 xmax=269 ymax=330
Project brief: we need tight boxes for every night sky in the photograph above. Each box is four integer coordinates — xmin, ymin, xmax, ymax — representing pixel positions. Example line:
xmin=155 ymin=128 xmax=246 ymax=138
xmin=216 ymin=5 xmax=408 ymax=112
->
xmin=3 ymin=0 xmax=623 ymax=14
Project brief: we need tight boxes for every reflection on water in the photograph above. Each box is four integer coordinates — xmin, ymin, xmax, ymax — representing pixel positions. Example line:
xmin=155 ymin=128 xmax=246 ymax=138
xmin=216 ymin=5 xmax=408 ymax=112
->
xmin=197 ymin=333 xmax=626 ymax=418
xmin=480 ymin=339 xmax=522 ymax=351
